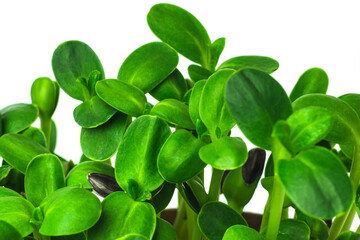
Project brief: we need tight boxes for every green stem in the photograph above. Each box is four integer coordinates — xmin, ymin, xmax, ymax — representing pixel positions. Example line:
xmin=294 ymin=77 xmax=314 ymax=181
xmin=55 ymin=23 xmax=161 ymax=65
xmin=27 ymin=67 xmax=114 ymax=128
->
xmin=260 ymin=196 xmax=271 ymax=231
xmin=227 ymin=198 xmax=244 ymax=215
xmin=208 ymin=168 xmax=224 ymax=202
xmin=40 ymin=116 xmax=51 ymax=150
xmin=341 ymin=203 xmax=356 ymax=232
xmin=356 ymin=224 xmax=360 ymax=233
xmin=174 ymin=195 xmax=186 ymax=234
xmin=33 ymin=227 xmax=50 ymax=240
xmin=185 ymin=204 xmax=194 ymax=240
xmin=281 ymin=207 xmax=289 ymax=220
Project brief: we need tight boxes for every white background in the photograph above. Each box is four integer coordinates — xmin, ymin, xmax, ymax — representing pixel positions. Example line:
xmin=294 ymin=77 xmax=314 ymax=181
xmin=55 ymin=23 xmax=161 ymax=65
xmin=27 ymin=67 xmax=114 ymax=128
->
xmin=1 ymin=0 xmax=360 ymax=229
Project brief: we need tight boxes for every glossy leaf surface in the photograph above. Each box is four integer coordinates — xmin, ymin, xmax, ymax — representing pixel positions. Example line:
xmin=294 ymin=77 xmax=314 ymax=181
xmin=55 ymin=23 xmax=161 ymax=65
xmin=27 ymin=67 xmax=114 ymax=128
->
xmin=188 ymin=65 xmax=213 ymax=82
xmin=150 ymin=69 xmax=186 ymax=101
xmin=147 ymin=4 xmax=211 ymax=67
xmin=290 ymin=68 xmax=329 ymax=102
xmin=158 ymin=129 xmax=206 ymax=183
xmin=52 ymin=40 xmax=104 ymax=101
xmin=87 ymin=191 xmax=156 ymax=240
xmin=118 ymin=42 xmax=178 ymax=93
xmin=198 ymin=202 xmax=247 ymax=240
xmin=153 ymin=218 xmax=177 ymax=240
xmin=189 ymin=80 xmax=206 ymax=125
xmin=149 ymin=181 xmax=175 ymax=213
xmin=199 ymin=136 xmax=247 ymax=170
xmin=0 ymin=133 xmax=49 ymax=173
xmin=0 ymin=165 xmax=12 ymax=182
xmin=278 ymin=147 xmax=353 ymax=219
xmin=73 ymin=96 xmax=116 ymax=128
xmin=115 ymin=115 xmax=170 ymax=198
xmin=0 ymin=220 xmax=23 ymax=240
xmin=222 ymin=225 xmax=263 ymax=240
xmin=150 ymin=99 xmax=195 ymax=129
xmin=96 ymin=79 xmax=146 ymax=117
xmin=20 ymin=127 xmax=46 ymax=147
xmin=66 ymin=161 xmax=114 ymax=189
xmin=0 ymin=103 xmax=38 ymax=134
xmin=293 ymin=94 xmax=360 ymax=145
xmin=39 ymin=187 xmax=101 ymax=236
xmin=31 ymin=77 xmax=59 ymax=119
xmin=25 ymin=154 xmax=65 ymax=207
xmin=116 ymin=234 xmax=148 ymax=240
xmin=336 ymin=231 xmax=360 ymax=240
xmin=81 ymin=112 xmax=128 ymax=160
xmin=210 ymin=37 xmax=226 ymax=70
xmin=275 ymin=219 xmax=310 ymax=240
xmin=218 ymin=56 xmax=279 ymax=73
xmin=200 ymin=69 xmax=235 ymax=137
xmin=226 ymin=69 xmax=292 ymax=150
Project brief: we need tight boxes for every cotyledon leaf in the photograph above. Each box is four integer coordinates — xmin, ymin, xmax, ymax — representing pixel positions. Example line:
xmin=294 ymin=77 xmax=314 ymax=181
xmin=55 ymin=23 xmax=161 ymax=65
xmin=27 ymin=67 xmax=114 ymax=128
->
xmin=0 ymin=220 xmax=23 ymax=240
xmin=222 ymin=225 xmax=263 ymax=240
xmin=152 ymin=218 xmax=177 ymax=240
xmin=336 ymin=231 xmax=360 ymax=240
xmin=188 ymin=65 xmax=213 ymax=82
xmin=218 ymin=55 xmax=279 ymax=73
xmin=118 ymin=42 xmax=178 ymax=93
xmin=20 ymin=127 xmax=47 ymax=148
xmin=0 ymin=103 xmax=38 ymax=134
xmin=52 ymin=40 xmax=105 ymax=101
xmin=189 ymin=80 xmax=206 ymax=125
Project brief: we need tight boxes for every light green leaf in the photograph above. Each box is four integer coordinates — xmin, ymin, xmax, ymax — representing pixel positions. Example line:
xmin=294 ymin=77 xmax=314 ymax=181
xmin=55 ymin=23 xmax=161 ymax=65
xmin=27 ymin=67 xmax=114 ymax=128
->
xmin=222 ymin=225 xmax=263 ymax=240
xmin=0 ymin=220 xmax=23 ymax=240
xmin=31 ymin=77 xmax=59 ymax=119
xmin=1 ymin=103 xmax=38 ymax=134
xmin=20 ymin=127 xmax=47 ymax=148
xmin=218 ymin=56 xmax=279 ymax=73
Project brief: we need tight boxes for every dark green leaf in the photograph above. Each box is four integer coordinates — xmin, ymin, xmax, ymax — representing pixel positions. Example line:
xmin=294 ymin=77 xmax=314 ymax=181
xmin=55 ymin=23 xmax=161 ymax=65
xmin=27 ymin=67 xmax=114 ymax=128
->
xmin=81 ymin=112 xmax=129 ymax=161
xmin=115 ymin=115 xmax=170 ymax=199
xmin=96 ymin=79 xmax=146 ymax=117
xmin=158 ymin=130 xmax=206 ymax=183
xmin=149 ymin=181 xmax=175 ymax=213
xmin=1 ymin=103 xmax=38 ymax=134
xmin=278 ymin=147 xmax=353 ymax=219
xmin=73 ymin=96 xmax=117 ymax=128
xmin=226 ymin=69 xmax=292 ymax=150
xmin=198 ymin=201 xmax=247 ymax=240
xmin=0 ymin=220 xmax=23 ymax=240
xmin=0 ymin=133 xmax=49 ymax=173
xmin=276 ymin=219 xmax=310 ymax=240
xmin=51 ymin=232 xmax=86 ymax=240
xmin=223 ymin=225 xmax=263 ymax=240
xmin=147 ymin=4 xmax=211 ymax=68
xmin=188 ymin=65 xmax=213 ymax=82
xmin=336 ymin=231 xmax=360 ymax=240
xmin=118 ymin=42 xmax=178 ymax=93
xmin=290 ymin=68 xmax=329 ymax=102
xmin=150 ymin=99 xmax=195 ymax=129
xmin=52 ymin=40 xmax=104 ymax=101
xmin=0 ymin=165 xmax=12 ymax=182
xmin=295 ymin=209 xmax=328 ymax=240
xmin=153 ymin=218 xmax=177 ymax=240
xmin=39 ymin=187 xmax=101 ymax=236
xmin=150 ymin=69 xmax=187 ymax=101
xmin=218 ymin=56 xmax=279 ymax=73
xmin=87 ymin=191 xmax=156 ymax=240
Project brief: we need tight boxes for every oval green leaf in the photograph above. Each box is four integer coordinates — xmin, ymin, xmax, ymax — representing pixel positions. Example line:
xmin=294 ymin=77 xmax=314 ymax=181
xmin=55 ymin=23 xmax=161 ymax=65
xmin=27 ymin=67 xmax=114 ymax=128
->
xmin=25 ymin=154 xmax=65 ymax=207
xmin=73 ymin=96 xmax=117 ymax=128
xmin=87 ymin=191 xmax=156 ymax=240
xmin=275 ymin=219 xmax=310 ymax=240
xmin=199 ymin=136 xmax=247 ymax=170
xmin=1 ymin=103 xmax=38 ymax=134
xmin=20 ymin=127 xmax=47 ymax=148
xmin=0 ymin=133 xmax=49 ymax=173
xmin=81 ymin=112 xmax=129 ymax=161
xmin=336 ymin=231 xmax=360 ymax=240
xmin=189 ymin=80 xmax=206 ymax=125
xmin=0 ymin=220 xmax=23 ymax=240
xmin=52 ymin=40 xmax=105 ymax=101
xmin=39 ymin=187 xmax=101 ymax=236
xmin=278 ymin=147 xmax=353 ymax=219
xmin=149 ymin=69 xmax=186 ymax=101
xmin=153 ymin=218 xmax=177 ymax=240
xmin=198 ymin=201 xmax=247 ymax=240
xmin=115 ymin=115 xmax=170 ymax=199
xmin=226 ymin=69 xmax=292 ymax=150
xmin=218 ymin=56 xmax=279 ymax=73
xmin=188 ymin=65 xmax=213 ymax=82
xmin=150 ymin=99 xmax=195 ymax=129
xmin=222 ymin=225 xmax=263 ymax=240
xmin=289 ymin=68 xmax=329 ymax=102
xmin=147 ymin=4 xmax=211 ymax=68
xmin=118 ymin=42 xmax=178 ymax=93
xmin=96 ymin=79 xmax=146 ymax=116
xmin=149 ymin=181 xmax=175 ymax=213
xmin=158 ymin=129 xmax=206 ymax=183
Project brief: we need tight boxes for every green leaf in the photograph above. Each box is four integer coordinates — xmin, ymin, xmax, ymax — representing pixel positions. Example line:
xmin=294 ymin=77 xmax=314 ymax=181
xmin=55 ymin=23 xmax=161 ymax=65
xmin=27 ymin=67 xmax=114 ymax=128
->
xmin=1 ymin=168 xmax=25 ymax=193
xmin=158 ymin=129 xmax=206 ymax=183
xmin=39 ymin=187 xmax=101 ymax=236
xmin=0 ymin=133 xmax=49 ymax=173
xmin=81 ymin=112 xmax=129 ymax=161
xmin=118 ymin=42 xmax=178 ymax=93
xmin=116 ymin=234 xmax=149 ymax=240
xmin=218 ymin=56 xmax=279 ymax=73
xmin=293 ymin=94 xmax=360 ymax=145
xmin=275 ymin=219 xmax=310 ymax=240
xmin=188 ymin=65 xmax=213 ymax=82
xmin=356 ymin=186 xmax=360 ymax=218
xmin=66 ymin=161 xmax=114 ymax=189
xmin=0 ymin=165 xmax=12 ymax=182
xmin=87 ymin=191 xmax=156 ymax=240
xmin=51 ymin=232 xmax=86 ymax=240
xmin=0 ymin=186 xmax=23 ymax=198
xmin=153 ymin=218 xmax=177 ymax=240
xmin=149 ymin=69 xmax=186 ymax=101
xmin=150 ymin=99 xmax=195 ymax=129
xmin=20 ymin=127 xmax=47 ymax=148
xmin=25 ymin=154 xmax=65 ymax=207
xmin=0 ymin=195 xmax=34 ymax=237
xmin=147 ymin=4 xmax=211 ymax=68
xmin=336 ymin=231 xmax=360 ymax=240
xmin=149 ymin=181 xmax=175 ymax=213
xmin=289 ymin=68 xmax=329 ymax=102
xmin=200 ymin=69 xmax=236 ymax=137
xmin=198 ymin=201 xmax=247 ymax=240
xmin=73 ymin=96 xmax=117 ymax=128
xmin=340 ymin=93 xmax=360 ymax=117
xmin=189 ymin=80 xmax=206 ymax=125
xmin=295 ymin=209 xmax=329 ymax=240
xmin=199 ymin=136 xmax=247 ymax=170
xmin=1 ymin=103 xmax=38 ymax=134
xmin=222 ymin=225 xmax=263 ymax=240
xmin=31 ymin=77 xmax=59 ymax=119
xmin=210 ymin=37 xmax=226 ymax=70
xmin=0 ymin=220 xmax=23 ymax=240
xmin=115 ymin=115 xmax=170 ymax=199
xmin=278 ymin=147 xmax=353 ymax=219
xmin=226 ymin=69 xmax=292 ymax=150
xmin=52 ymin=40 xmax=105 ymax=101
xmin=96 ymin=79 xmax=146 ymax=117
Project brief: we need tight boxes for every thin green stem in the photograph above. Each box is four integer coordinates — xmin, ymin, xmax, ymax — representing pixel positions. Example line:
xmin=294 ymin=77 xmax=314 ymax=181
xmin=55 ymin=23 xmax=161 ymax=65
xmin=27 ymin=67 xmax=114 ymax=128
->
xmin=40 ymin=116 xmax=51 ymax=150
xmin=281 ymin=207 xmax=289 ymax=220
xmin=185 ymin=204 xmax=194 ymax=240
xmin=227 ymin=198 xmax=244 ymax=215
xmin=33 ymin=227 xmax=50 ymax=240
xmin=260 ymin=196 xmax=271 ymax=231
xmin=341 ymin=204 xmax=356 ymax=232
xmin=356 ymin=224 xmax=360 ymax=233
xmin=208 ymin=168 xmax=224 ymax=202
